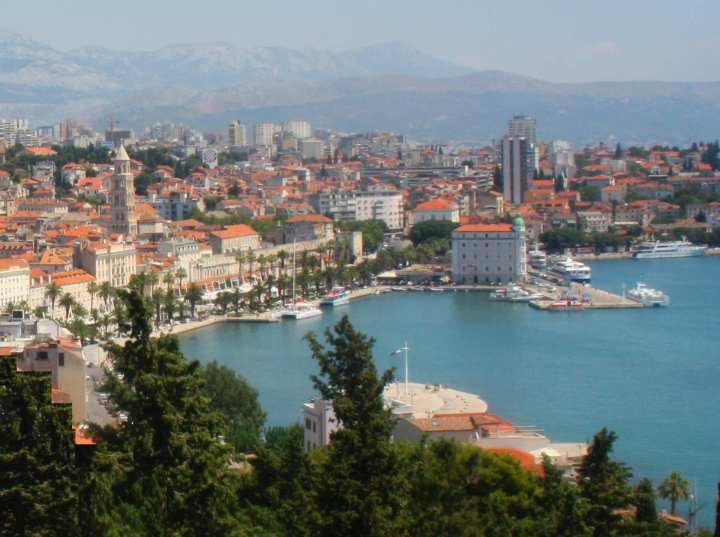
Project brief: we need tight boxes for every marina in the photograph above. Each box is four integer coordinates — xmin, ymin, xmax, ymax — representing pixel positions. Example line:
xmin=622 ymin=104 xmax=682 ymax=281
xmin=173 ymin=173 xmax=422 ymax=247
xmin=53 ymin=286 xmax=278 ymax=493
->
xmin=179 ymin=255 xmax=720 ymax=527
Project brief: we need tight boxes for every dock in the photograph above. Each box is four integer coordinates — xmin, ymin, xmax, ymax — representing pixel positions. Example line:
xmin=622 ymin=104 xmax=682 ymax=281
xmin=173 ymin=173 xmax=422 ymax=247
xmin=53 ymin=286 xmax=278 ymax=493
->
xmin=529 ymin=284 xmax=642 ymax=311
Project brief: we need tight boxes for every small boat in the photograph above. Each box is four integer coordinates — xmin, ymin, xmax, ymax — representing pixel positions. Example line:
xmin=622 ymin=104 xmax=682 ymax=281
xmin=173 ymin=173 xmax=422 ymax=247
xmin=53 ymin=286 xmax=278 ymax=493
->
xmin=320 ymin=286 xmax=350 ymax=306
xmin=626 ymin=282 xmax=670 ymax=307
xmin=490 ymin=285 xmax=542 ymax=302
xmin=281 ymin=301 xmax=323 ymax=320
xmin=548 ymin=299 xmax=585 ymax=311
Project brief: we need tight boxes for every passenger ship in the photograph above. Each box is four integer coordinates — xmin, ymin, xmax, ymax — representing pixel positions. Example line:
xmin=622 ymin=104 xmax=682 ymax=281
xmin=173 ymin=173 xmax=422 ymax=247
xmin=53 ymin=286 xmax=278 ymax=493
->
xmin=632 ymin=240 xmax=706 ymax=259
xmin=550 ymin=257 xmax=592 ymax=283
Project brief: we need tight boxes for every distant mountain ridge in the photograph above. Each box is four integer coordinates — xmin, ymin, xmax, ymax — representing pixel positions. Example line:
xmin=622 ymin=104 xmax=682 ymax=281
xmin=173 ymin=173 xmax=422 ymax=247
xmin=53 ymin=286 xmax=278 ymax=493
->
xmin=1 ymin=30 xmax=719 ymax=144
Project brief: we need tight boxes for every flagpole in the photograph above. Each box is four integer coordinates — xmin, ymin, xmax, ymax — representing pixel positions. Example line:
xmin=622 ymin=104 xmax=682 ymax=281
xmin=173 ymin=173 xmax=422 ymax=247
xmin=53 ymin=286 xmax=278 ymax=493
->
xmin=404 ymin=341 xmax=409 ymax=395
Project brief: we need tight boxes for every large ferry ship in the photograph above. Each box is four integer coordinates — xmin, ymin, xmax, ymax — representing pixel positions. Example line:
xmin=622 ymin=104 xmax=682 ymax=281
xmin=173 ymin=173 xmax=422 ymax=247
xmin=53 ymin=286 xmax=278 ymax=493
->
xmin=632 ymin=240 xmax=706 ymax=259
xmin=550 ymin=257 xmax=592 ymax=283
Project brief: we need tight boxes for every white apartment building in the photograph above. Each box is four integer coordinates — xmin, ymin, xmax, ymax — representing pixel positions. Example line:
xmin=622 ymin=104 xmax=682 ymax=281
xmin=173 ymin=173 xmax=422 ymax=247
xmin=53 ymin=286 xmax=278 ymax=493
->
xmin=228 ymin=120 xmax=247 ymax=147
xmin=451 ymin=219 xmax=527 ymax=284
xmin=283 ymin=120 xmax=312 ymax=139
xmin=303 ymin=398 xmax=340 ymax=453
xmin=78 ymin=241 xmax=136 ymax=288
xmin=299 ymin=138 xmax=324 ymax=160
xmin=253 ymin=122 xmax=276 ymax=147
xmin=0 ymin=259 xmax=30 ymax=309
xmin=413 ymin=198 xmax=460 ymax=224
xmin=157 ymin=238 xmax=202 ymax=276
xmin=314 ymin=189 xmax=403 ymax=230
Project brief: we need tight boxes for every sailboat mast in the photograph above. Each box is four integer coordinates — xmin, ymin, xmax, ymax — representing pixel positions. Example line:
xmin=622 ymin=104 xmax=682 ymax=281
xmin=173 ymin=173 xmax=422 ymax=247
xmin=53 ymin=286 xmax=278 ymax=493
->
xmin=292 ymin=240 xmax=297 ymax=305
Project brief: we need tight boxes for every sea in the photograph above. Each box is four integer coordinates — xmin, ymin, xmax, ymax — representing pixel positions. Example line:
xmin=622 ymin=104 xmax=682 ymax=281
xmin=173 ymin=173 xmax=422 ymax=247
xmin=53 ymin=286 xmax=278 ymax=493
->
xmin=180 ymin=256 xmax=720 ymax=525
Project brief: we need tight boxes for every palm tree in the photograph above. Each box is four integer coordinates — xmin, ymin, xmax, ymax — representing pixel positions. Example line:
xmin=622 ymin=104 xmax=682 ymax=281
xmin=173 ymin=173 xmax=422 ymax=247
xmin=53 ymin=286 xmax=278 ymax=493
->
xmin=87 ymin=281 xmax=99 ymax=312
xmin=175 ymin=267 xmax=187 ymax=292
xmin=658 ymin=471 xmax=690 ymax=515
xmin=45 ymin=282 xmax=61 ymax=318
xmin=231 ymin=287 xmax=241 ymax=315
xmin=71 ymin=303 xmax=87 ymax=321
xmin=163 ymin=271 xmax=175 ymax=291
xmin=99 ymin=281 xmax=114 ymax=313
xmin=33 ymin=306 xmax=48 ymax=319
xmin=59 ymin=293 xmax=75 ymax=321
xmin=267 ymin=254 xmax=278 ymax=279
xmin=257 ymin=254 xmax=267 ymax=281
xmin=163 ymin=289 xmax=176 ymax=325
xmin=152 ymin=289 xmax=164 ymax=328
xmin=235 ymin=251 xmax=245 ymax=283
xmin=185 ymin=283 xmax=203 ymax=318
xmin=146 ymin=271 xmax=160 ymax=295
xmin=277 ymin=249 xmax=288 ymax=277
xmin=246 ymin=249 xmax=256 ymax=282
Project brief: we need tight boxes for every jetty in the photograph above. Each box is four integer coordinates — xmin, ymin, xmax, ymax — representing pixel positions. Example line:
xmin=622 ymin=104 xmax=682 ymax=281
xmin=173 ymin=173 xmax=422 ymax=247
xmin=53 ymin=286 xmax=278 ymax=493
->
xmin=529 ymin=284 xmax=642 ymax=311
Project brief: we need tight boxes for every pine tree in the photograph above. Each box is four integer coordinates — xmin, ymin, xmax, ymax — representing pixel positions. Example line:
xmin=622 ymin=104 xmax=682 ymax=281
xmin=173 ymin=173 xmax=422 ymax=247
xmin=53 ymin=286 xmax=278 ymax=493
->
xmin=97 ymin=290 xmax=242 ymax=536
xmin=304 ymin=315 xmax=403 ymax=537
xmin=0 ymin=356 xmax=80 ymax=537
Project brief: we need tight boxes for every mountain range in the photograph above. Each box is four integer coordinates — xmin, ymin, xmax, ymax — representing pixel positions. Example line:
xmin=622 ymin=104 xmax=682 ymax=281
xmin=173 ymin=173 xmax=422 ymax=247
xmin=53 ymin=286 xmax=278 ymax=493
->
xmin=1 ymin=30 xmax=719 ymax=145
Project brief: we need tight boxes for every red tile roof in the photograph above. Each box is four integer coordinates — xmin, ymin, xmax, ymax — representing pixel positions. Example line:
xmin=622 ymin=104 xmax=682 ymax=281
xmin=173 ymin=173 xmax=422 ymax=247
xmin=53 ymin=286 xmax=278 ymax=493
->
xmin=455 ymin=223 xmax=513 ymax=233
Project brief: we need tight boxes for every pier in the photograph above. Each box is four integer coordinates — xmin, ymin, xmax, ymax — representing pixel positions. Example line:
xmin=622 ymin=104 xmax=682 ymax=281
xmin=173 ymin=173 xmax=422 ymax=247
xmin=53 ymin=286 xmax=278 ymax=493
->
xmin=528 ymin=284 xmax=642 ymax=311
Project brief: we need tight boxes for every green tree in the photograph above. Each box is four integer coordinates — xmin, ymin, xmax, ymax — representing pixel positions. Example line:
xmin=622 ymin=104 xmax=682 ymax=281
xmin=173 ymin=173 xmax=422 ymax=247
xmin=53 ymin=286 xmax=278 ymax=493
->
xmin=579 ymin=428 xmax=633 ymax=537
xmin=99 ymin=281 xmax=114 ymax=313
xmin=59 ymin=292 xmax=76 ymax=321
xmin=409 ymin=220 xmax=459 ymax=246
xmin=45 ymin=282 xmax=61 ymax=318
xmin=87 ymin=281 xmax=99 ymax=312
xmin=201 ymin=361 xmax=266 ymax=453
xmin=304 ymin=315 xmax=403 ymax=537
xmin=185 ymin=283 xmax=203 ymax=318
xmin=96 ymin=290 xmax=242 ymax=535
xmin=658 ymin=471 xmax=690 ymax=516
xmin=634 ymin=478 xmax=658 ymax=523
xmin=0 ymin=356 xmax=80 ymax=537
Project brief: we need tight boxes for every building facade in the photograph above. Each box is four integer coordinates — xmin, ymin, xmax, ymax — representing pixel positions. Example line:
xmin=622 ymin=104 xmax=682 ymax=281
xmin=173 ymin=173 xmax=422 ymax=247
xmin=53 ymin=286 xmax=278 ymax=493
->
xmin=451 ymin=219 xmax=527 ymax=284
xmin=228 ymin=120 xmax=247 ymax=147
xmin=78 ymin=241 xmax=136 ymax=288
xmin=0 ymin=258 xmax=30 ymax=310
xmin=502 ymin=136 xmax=530 ymax=205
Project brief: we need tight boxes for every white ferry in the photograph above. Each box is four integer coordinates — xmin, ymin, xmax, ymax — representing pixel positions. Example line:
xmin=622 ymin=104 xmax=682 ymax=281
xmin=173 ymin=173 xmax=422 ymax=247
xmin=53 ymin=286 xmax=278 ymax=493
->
xmin=626 ymin=282 xmax=670 ymax=307
xmin=320 ymin=287 xmax=350 ymax=307
xmin=528 ymin=245 xmax=548 ymax=271
xmin=550 ymin=257 xmax=592 ymax=283
xmin=281 ymin=301 xmax=323 ymax=320
xmin=632 ymin=240 xmax=706 ymax=259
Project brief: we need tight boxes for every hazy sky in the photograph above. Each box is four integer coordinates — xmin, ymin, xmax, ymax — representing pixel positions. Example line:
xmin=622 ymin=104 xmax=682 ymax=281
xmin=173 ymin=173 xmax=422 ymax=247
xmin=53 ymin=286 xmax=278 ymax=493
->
xmin=4 ymin=0 xmax=719 ymax=82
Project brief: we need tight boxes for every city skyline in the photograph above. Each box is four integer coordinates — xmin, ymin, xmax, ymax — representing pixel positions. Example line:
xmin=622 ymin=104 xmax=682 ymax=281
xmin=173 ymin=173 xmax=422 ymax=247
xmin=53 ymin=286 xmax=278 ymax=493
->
xmin=2 ymin=0 xmax=720 ymax=83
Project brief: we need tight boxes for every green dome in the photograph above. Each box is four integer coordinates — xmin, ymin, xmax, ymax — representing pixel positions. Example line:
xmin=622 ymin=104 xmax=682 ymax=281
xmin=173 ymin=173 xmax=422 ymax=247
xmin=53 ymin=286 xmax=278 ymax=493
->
xmin=512 ymin=216 xmax=525 ymax=228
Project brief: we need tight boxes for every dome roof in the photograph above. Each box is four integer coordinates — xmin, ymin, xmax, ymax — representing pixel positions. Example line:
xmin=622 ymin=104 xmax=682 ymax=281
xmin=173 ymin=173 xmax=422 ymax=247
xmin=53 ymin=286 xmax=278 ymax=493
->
xmin=513 ymin=216 xmax=525 ymax=228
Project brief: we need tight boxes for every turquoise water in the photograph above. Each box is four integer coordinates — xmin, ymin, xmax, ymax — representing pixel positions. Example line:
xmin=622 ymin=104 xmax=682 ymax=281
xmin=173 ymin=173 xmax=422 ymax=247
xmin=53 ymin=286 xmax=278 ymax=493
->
xmin=180 ymin=256 xmax=720 ymax=525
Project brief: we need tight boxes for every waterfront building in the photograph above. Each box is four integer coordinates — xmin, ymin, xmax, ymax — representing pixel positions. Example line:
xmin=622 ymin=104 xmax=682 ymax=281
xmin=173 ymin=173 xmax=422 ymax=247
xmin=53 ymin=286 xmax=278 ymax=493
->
xmin=208 ymin=224 xmax=261 ymax=255
xmin=451 ymin=218 xmax=527 ymax=284
xmin=313 ymin=188 xmax=403 ymax=230
xmin=577 ymin=210 xmax=611 ymax=233
xmin=29 ymin=269 xmax=96 ymax=317
xmin=0 ymin=258 xmax=30 ymax=310
xmin=413 ymin=198 xmax=460 ymax=223
xmin=109 ymin=146 xmax=138 ymax=237
xmin=303 ymin=382 xmax=587 ymax=470
xmin=77 ymin=241 xmax=136 ymax=288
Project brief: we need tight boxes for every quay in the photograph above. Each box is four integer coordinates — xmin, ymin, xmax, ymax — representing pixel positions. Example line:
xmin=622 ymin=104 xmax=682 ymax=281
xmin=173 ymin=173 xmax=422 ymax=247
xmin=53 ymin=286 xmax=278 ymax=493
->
xmin=529 ymin=284 xmax=642 ymax=311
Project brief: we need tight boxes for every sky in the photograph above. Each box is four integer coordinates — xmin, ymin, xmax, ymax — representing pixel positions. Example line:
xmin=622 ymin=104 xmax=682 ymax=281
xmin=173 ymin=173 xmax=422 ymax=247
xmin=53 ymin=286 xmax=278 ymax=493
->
xmin=3 ymin=0 xmax=719 ymax=83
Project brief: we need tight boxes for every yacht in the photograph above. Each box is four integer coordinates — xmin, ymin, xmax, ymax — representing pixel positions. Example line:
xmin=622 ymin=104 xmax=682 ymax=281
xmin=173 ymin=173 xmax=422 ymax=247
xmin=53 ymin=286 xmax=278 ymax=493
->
xmin=280 ymin=239 xmax=322 ymax=320
xmin=550 ymin=257 xmax=592 ymax=283
xmin=281 ymin=301 xmax=323 ymax=320
xmin=632 ymin=240 xmax=706 ymax=259
xmin=627 ymin=282 xmax=670 ymax=307
xmin=528 ymin=245 xmax=548 ymax=271
xmin=320 ymin=286 xmax=351 ymax=307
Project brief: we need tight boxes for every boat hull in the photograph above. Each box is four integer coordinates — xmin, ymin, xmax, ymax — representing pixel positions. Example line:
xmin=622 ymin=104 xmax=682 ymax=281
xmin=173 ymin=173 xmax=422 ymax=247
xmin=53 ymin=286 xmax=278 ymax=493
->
xmin=633 ymin=249 xmax=705 ymax=259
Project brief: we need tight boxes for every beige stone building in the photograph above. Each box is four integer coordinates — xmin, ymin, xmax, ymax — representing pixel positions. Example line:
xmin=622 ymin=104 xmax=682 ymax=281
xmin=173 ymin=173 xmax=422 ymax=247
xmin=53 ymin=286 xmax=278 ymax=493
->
xmin=208 ymin=224 xmax=261 ymax=255
xmin=0 ymin=258 xmax=30 ymax=310
xmin=78 ymin=241 xmax=136 ymax=288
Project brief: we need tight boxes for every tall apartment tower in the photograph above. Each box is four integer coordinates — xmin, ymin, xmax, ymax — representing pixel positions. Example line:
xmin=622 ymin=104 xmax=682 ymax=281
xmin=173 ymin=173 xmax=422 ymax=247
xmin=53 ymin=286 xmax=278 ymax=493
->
xmin=502 ymin=136 xmax=529 ymax=205
xmin=228 ymin=120 xmax=247 ymax=146
xmin=253 ymin=122 xmax=276 ymax=147
xmin=110 ymin=145 xmax=137 ymax=237
xmin=508 ymin=115 xmax=536 ymax=144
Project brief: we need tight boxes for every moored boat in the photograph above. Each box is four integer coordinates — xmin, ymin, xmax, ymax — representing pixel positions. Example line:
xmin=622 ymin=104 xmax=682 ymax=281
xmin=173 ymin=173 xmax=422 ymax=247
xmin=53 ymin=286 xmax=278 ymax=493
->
xmin=632 ymin=239 xmax=706 ymax=259
xmin=320 ymin=286 xmax=350 ymax=306
xmin=626 ymin=282 xmax=670 ymax=307
xmin=550 ymin=257 xmax=592 ymax=283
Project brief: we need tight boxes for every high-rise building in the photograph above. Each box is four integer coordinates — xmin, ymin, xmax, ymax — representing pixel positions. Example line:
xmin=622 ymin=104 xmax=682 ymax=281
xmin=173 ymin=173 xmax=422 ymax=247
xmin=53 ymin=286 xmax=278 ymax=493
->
xmin=508 ymin=115 xmax=536 ymax=144
xmin=228 ymin=120 xmax=247 ymax=147
xmin=109 ymin=146 xmax=137 ymax=237
xmin=502 ymin=136 xmax=529 ymax=204
xmin=283 ymin=120 xmax=312 ymax=139
xmin=253 ymin=122 xmax=276 ymax=147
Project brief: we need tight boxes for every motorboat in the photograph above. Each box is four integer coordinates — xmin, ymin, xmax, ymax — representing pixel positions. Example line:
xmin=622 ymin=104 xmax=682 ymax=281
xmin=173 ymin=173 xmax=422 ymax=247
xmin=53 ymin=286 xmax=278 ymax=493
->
xmin=626 ymin=282 xmax=670 ymax=307
xmin=281 ymin=301 xmax=323 ymax=320
xmin=490 ymin=285 xmax=543 ymax=302
xmin=320 ymin=286 xmax=350 ymax=306
xmin=550 ymin=257 xmax=592 ymax=283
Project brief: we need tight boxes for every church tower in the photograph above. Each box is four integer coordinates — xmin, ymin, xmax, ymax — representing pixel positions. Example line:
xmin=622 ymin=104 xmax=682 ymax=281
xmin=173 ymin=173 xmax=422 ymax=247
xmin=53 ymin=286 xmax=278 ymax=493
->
xmin=110 ymin=145 xmax=137 ymax=237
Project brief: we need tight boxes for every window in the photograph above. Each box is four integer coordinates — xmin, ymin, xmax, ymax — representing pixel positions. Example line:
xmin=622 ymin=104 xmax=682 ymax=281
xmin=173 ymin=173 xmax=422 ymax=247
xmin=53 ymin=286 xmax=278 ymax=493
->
xmin=58 ymin=353 xmax=65 ymax=367
xmin=37 ymin=351 xmax=48 ymax=361
xmin=312 ymin=421 xmax=316 ymax=433
xmin=305 ymin=418 xmax=312 ymax=430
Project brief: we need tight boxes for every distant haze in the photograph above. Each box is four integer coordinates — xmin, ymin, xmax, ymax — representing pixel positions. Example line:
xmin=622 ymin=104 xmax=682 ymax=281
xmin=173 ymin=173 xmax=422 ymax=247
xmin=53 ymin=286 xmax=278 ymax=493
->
xmin=1 ymin=25 xmax=719 ymax=144
xmin=1 ymin=0 xmax=719 ymax=83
